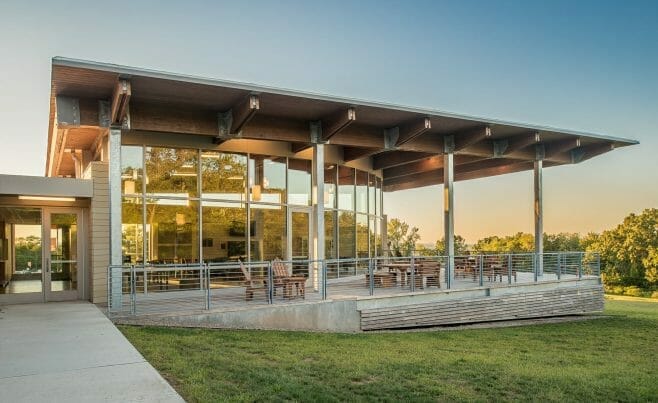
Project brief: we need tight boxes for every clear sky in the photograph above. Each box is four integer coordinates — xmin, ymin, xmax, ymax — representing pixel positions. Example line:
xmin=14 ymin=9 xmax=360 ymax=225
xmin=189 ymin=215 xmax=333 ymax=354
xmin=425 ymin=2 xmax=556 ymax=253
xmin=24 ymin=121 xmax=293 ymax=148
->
xmin=0 ymin=0 xmax=656 ymax=243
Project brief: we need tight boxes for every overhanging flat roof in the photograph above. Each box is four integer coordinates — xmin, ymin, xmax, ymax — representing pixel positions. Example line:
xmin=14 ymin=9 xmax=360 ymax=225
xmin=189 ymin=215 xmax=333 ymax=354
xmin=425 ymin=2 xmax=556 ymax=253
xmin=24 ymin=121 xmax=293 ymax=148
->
xmin=47 ymin=57 xmax=638 ymax=190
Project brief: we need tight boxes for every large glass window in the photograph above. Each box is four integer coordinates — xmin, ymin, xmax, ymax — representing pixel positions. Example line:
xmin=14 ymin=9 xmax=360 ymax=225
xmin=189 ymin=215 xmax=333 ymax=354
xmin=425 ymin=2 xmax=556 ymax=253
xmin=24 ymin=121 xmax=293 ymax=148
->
xmin=324 ymin=164 xmax=337 ymax=209
xmin=202 ymin=202 xmax=247 ymax=263
xmin=250 ymin=204 xmax=286 ymax=261
xmin=368 ymin=174 xmax=376 ymax=216
xmin=338 ymin=166 xmax=354 ymax=210
xmin=338 ymin=211 xmax=355 ymax=259
xmin=145 ymin=199 xmax=199 ymax=263
xmin=145 ymin=147 xmax=198 ymax=197
xmin=369 ymin=216 xmax=377 ymax=258
xmin=375 ymin=177 xmax=382 ymax=216
xmin=356 ymin=171 xmax=368 ymax=213
xmin=249 ymin=155 xmax=286 ymax=204
xmin=325 ymin=210 xmax=336 ymax=259
xmin=121 ymin=146 xmax=143 ymax=195
xmin=356 ymin=214 xmax=369 ymax=258
xmin=122 ymin=197 xmax=144 ymax=264
xmin=288 ymin=158 xmax=312 ymax=206
xmin=201 ymin=151 xmax=247 ymax=201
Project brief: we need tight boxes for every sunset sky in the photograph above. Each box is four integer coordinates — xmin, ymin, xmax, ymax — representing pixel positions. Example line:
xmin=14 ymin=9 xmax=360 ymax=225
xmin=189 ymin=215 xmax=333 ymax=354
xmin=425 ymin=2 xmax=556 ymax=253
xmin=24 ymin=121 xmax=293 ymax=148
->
xmin=0 ymin=0 xmax=656 ymax=243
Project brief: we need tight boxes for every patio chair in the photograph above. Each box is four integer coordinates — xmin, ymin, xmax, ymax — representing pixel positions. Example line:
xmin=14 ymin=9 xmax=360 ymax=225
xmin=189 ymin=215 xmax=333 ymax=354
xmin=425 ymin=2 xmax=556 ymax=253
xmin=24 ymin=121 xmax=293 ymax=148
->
xmin=413 ymin=262 xmax=441 ymax=289
xmin=239 ymin=260 xmax=268 ymax=301
xmin=272 ymin=258 xmax=306 ymax=299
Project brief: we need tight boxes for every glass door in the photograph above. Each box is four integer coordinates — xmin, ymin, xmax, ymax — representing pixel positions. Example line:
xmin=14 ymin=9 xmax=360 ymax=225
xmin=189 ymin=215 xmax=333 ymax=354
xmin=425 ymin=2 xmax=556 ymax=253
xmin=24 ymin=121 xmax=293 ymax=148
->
xmin=289 ymin=208 xmax=311 ymax=277
xmin=44 ymin=209 xmax=83 ymax=301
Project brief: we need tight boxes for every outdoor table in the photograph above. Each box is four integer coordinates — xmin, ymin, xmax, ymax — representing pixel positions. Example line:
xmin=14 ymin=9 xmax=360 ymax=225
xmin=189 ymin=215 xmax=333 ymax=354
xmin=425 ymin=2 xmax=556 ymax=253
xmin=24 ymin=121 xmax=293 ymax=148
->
xmin=380 ymin=263 xmax=412 ymax=287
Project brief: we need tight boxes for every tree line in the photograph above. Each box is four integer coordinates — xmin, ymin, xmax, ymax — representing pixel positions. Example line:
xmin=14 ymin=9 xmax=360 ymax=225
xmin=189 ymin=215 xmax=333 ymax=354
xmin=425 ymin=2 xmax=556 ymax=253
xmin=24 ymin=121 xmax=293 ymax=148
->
xmin=388 ymin=208 xmax=658 ymax=290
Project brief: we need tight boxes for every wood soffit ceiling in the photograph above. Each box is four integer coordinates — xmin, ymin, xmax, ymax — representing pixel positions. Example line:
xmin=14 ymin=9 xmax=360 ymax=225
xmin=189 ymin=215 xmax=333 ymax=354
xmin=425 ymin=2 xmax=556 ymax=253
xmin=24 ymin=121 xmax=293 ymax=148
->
xmin=47 ymin=58 xmax=639 ymax=188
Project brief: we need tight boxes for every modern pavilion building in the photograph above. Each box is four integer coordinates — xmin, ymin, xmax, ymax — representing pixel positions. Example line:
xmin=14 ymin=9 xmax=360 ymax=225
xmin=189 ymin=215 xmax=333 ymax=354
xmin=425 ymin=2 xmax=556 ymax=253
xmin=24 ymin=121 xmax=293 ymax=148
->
xmin=0 ymin=58 xmax=637 ymax=329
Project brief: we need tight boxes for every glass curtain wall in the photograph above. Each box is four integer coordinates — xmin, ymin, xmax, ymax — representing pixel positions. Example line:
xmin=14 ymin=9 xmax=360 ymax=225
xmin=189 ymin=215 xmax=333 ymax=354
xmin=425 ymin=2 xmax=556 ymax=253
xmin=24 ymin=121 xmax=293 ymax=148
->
xmin=120 ymin=145 xmax=384 ymax=265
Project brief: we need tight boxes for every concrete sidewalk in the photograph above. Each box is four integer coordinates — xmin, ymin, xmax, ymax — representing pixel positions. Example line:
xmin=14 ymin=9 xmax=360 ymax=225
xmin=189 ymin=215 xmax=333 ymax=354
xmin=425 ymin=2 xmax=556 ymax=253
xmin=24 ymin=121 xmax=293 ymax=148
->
xmin=0 ymin=301 xmax=184 ymax=402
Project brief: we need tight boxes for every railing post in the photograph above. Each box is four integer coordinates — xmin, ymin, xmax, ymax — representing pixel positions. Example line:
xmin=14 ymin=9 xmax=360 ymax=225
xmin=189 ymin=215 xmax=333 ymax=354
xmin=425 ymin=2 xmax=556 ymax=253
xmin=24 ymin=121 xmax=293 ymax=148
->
xmin=596 ymin=253 xmax=601 ymax=277
xmin=578 ymin=252 xmax=583 ymax=280
xmin=368 ymin=258 xmax=374 ymax=296
xmin=557 ymin=253 xmax=562 ymax=280
xmin=205 ymin=263 xmax=211 ymax=310
xmin=507 ymin=254 xmax=512 ymax=284
xmin=410 ymin=255 xmax=416 ymax=293
xmin=533 ymin=254 xmax=539 ymax=282
xmin=479 ymin=255 xmax=484 ymax=287
xmin=267 ymin=261 xmax=274 ymax=304
xmin=322 ymin=260 xmax=327 ymax=300
xmin=130 ymin=265 xmax=136 ymax=315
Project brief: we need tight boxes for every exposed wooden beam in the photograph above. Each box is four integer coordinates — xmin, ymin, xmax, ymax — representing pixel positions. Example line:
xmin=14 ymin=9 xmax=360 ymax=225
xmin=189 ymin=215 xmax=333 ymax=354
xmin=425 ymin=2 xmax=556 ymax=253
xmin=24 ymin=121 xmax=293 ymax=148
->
xmin=383 ymin=155 xmax=483 ymax=180
xmin=322 ymin=107 xmax=356 ymax=142
xmin=291 ymin=143 xmax=311 ymax=153
xmin=342 ymin=147 xmax=381 ymax=162
xmin=494 ymin=131 xmax=540 ymax=157
xmin=110 ymin=79 xmax=131 ymax=126
xmin=373 ymin=151 xmax=436 ymax=170
xmin=395 ymin=117 xmax=431 ymax=146
xmin=452 ymin=126 xmax=492 ymax=152
xmin=571 ymin=142 xmax=614 ymax=163
xmin=544 ymin=137 xmax=581 ymax=159
xmin=231 ymin=94 xmax=260 ymax=134
xmin=53 ymin=128 xmax=69 ymax=177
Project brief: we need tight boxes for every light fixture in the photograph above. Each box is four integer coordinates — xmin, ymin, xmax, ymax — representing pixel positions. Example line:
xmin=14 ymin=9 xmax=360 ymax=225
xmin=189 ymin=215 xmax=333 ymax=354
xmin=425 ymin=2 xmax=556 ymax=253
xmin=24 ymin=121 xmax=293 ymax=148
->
xmin=176 ymin=213 xmax=186 ymax=226
xmin=171 ymin=172 xmax=198 ymax=177
xmin=19 ymin=196 xmax=76 ymax=202
xmin=201 ymin=152 xmax=220 ymax=159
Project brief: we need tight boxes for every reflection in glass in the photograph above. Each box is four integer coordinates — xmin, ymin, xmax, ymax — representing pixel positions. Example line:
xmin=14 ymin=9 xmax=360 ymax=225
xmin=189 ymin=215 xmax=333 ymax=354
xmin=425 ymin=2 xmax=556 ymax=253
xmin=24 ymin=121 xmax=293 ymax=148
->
xmin=202 ymin=202 xmax=247 ymax=263
xmin=375 ymin=218 xmax=382 ymax=256
xmin=369 ymin=216 xmax=377 ymax=257
xmin=288 ymin=158 xmax=312 ymax=206
xmin=145 ymin=147 xmax=198 ymax=197
xmin=356 ymin=170 xmax=368 ymax=213
xmin=291 ymin=211 xmax=310 ymax=259
xmin=201 ymin=151 xmax=247 ymax=200
xmin=375 ymin=177 xmax=382 ymax=216
xmin=324 ymin=164 xmax=337 ymax=209
xmin=325 ymin=211 xmax=336 ymax=259
xmin=121 ymin=146 xmax=143 ymax=195
xmin=250 ymin=204 xmax=286 ymax=261
xmin=50 ymin=213 xmax=77 ymax=291
xmin=338 ymin=211 xmax=355 ymax=259
xmin=356 ymin=214 xmax=369 ymax=258
xmin=338 ymin=166 xmax=354 ymax=210
xmin=249 ymin=155 xmax=286 ymax=204
xmin=145 ymin=199 xmax=199 ymax=263
xmin=122 ymin=197 xmax=144 ymax=264
xmin=0 ymin=207 xmax=42 ymax=294
xmin=368 ymin=174 xmax=376 ymax=216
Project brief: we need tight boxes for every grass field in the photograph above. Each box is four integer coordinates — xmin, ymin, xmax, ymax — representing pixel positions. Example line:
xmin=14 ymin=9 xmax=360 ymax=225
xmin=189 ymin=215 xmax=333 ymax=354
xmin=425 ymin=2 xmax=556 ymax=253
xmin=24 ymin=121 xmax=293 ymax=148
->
xmin=120 ymin=300 xmax=658 ymax=402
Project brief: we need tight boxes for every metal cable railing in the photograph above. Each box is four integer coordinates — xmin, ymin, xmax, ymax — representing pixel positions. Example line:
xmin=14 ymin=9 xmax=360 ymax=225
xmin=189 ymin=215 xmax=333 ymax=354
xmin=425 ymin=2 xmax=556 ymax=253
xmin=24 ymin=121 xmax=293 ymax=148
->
xmin=107 ymin=251 xmax=600 ymax=316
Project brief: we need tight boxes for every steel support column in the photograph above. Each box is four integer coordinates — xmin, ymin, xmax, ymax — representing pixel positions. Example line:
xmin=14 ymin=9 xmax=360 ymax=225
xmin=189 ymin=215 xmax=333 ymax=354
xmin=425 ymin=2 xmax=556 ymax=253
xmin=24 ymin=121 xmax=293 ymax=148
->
xmin=534 ymin=147 xmax=544 ymax=277
xmin=109 ymin=127 xmax=122 ymax=311
xmin=444 ymin=136 xmax=455 ymax=289
xmin=312 ymin=143 xmax=325 ymax=292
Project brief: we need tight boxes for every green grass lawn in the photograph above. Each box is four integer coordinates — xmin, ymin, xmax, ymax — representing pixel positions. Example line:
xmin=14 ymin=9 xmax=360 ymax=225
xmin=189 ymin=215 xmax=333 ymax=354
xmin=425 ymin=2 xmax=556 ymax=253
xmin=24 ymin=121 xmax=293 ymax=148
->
xmin=119 ymin=300 xmax=658 ymax=402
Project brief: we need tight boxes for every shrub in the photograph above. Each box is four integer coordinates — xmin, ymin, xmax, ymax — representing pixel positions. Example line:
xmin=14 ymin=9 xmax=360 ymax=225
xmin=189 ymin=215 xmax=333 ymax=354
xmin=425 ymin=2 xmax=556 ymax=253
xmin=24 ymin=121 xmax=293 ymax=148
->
xmin=623 ymin=286 xmax=644 ymax=297
xmin=651 ymin=291 xmax=658 ymax=299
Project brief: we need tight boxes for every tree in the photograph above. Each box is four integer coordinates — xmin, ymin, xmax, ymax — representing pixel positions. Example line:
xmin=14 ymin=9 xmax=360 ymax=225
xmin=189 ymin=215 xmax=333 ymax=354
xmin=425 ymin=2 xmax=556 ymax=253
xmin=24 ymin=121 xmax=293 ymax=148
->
xmin=435 ymin=235 xmax=468 ymax=255
xmin=642 ymin=247 xmax=658 ymax=286
xmin=387 ymin=218 xmax=420 ymax=257
xmin=586 ymin=208 xmax=658 ymax=287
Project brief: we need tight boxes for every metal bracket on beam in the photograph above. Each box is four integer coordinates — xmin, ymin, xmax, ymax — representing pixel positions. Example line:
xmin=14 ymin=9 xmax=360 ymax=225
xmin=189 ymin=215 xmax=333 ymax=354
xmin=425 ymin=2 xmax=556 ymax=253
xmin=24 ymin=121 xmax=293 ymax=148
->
xmin=444 ymin=135 xmax=455 ymax=154
xmin=310 ymin=121 xmax=323 ymax=144
xmin=493 ymin=139 xmax=508 ymax=157
xmin=98 ymin=100 xmax=111 ymax=128
xmin=571 ymin=147 xmax=585 ymax=163
xmin=56 ymin=96 xmax=80 ymax=126
xmin=215 ymin=110 xmax=235 ymax=144
xmin=384 ymin=127 xmax=399 ymax=150
xmin=535 ymin=144 xmax=546 ymax=161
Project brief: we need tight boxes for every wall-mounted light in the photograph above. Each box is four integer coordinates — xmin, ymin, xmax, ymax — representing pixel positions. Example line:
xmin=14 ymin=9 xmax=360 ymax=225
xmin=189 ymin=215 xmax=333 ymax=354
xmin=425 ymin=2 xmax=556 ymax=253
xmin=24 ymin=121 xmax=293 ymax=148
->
xmin=19 ymin=196 xmax=76 ymax=202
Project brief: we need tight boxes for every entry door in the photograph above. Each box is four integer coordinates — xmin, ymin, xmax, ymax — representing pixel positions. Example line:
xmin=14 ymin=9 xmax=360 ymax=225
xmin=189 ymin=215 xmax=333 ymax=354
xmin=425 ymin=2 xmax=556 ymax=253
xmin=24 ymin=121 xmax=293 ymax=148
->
xmin=289 ymin=208 xmax=311 ymax=277
xmin=43 ymin=208 xmax=84 ymax=301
